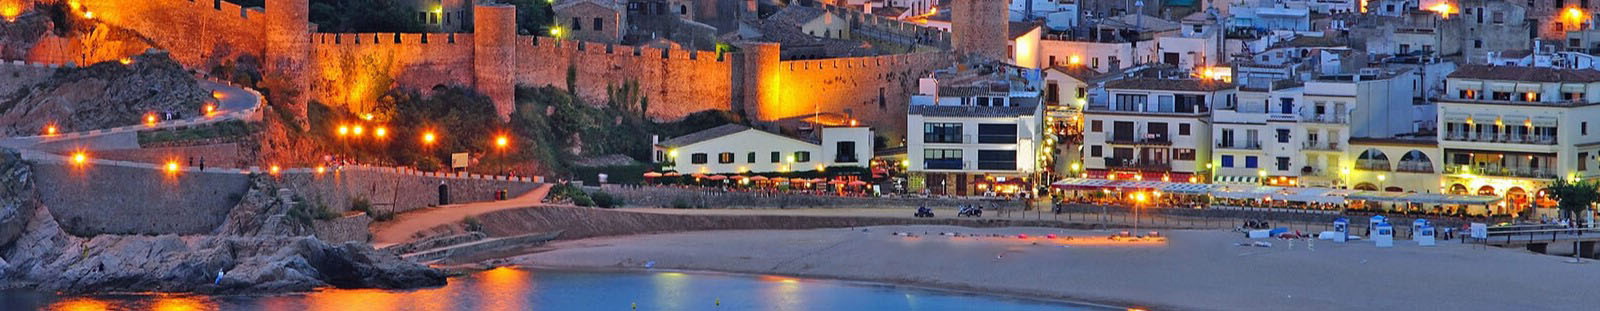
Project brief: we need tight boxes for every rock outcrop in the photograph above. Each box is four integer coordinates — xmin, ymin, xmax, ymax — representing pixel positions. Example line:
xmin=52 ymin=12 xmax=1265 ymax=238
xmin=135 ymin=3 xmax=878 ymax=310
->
xmin=0 ymin=51 xmax=207 ymax=136
xmin=0 ymin=150 xmax=446 ymax=294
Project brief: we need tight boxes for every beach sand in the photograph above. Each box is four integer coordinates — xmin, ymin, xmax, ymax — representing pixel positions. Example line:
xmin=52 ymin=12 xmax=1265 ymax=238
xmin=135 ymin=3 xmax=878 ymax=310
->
xmin=509 ymin=226 xmax=1600 ymax=311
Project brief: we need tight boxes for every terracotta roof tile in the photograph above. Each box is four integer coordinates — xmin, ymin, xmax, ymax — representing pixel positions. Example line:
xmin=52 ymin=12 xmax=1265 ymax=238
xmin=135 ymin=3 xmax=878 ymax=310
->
xmin=1448 ymin=65 xmax=1600 ymax=83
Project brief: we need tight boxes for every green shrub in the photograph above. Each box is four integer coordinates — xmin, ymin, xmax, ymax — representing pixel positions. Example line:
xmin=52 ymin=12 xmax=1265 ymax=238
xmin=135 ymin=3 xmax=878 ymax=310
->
xmin=591 ymin=191 xmax=620 ymax=208
xmin=463 ymin=216 xmax=484 ymax=232
xmin=350 ymin=197 xmax=373 ymax=214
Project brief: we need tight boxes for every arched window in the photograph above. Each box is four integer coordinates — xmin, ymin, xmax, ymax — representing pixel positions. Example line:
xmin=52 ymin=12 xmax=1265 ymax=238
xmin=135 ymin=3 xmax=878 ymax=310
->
xmin=1397 ymin=150 xmax=1433 ymax=173
xmin=1357 ymin=148 xmax=1390 ymax=171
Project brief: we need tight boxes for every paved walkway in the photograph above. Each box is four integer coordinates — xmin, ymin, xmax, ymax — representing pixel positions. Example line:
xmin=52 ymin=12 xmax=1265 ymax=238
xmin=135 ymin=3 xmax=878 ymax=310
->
xmin=0 ymin=79 xmax=261 ymax=153
xmin=370 ymin=184 xmax=555 ymax=247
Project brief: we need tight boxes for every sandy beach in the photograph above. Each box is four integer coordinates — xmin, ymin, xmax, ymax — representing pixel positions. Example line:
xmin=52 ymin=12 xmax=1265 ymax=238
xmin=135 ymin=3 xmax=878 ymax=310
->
xmin=509 ymin=226 xmax=1600 ymax=311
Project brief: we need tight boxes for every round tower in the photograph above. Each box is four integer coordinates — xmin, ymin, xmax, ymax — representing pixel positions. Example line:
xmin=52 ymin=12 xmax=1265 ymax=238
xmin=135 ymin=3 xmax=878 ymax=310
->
xmin=265 ymin=0 xmax=311 ymax=119
xmin=950 ymin=0 xmax=1007 ymax=61
xmin=473 ymin=4 xmax=517 ymax=121
xmin=735 ymin=41 xmax=781 ymax=122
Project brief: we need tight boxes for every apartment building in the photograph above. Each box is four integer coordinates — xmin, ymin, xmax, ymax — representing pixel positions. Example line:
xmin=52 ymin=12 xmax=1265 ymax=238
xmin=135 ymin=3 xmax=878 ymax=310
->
xmin=1436 ymin=65 xmax=1600 ymax=214
xmin=906 ymin=66 xmax=1046 ymax=196
xmin=1081 ymin=78 xmax=1234 ymax=183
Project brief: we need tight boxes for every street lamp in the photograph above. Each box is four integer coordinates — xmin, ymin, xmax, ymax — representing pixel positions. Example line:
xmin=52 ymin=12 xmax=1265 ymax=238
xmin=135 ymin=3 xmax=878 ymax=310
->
xmin=71 ymin=152 xmax=87 ymax=166
xmin=374 ymin=127 xmax=387 ymax=138
xmin=495 ymin=135 xmax=509 ymax=149
xmin=422 ymin=132 xmax=436 ymax=145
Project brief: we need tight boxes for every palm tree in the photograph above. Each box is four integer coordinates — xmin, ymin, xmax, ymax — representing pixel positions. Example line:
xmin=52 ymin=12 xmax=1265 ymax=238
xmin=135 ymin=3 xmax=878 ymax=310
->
xmin=1545 ymin=179 xmax=1599 ymax=226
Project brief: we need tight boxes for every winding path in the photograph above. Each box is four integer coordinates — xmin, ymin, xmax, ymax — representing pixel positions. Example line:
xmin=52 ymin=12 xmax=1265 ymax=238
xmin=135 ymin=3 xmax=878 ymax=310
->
xmin=369 ymin=184 xmax=554 ymax=247
xmin=0 ymin=79 xmax=263 ymax=153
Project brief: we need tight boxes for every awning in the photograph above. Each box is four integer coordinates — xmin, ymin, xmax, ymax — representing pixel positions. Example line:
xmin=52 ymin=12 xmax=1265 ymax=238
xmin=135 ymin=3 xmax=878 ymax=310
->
xmin=1211 ymin=185 xmax=1282 ymax=200
xmin=1214 ymin=175 xmax=1260 ymax=185
xmin=1347 ymin=191 xmax=1503 ymax=205
xmin=1442 ymin=113 xmax=1468 ymax=123
xmin=1051 ymin=178 xmax=1117 ymax=189
xmin=1269 ymin=187 xmax=1345 ymax=204
xmin=1533 ymin=116 xmax=1558 ymax=127
xmin=1163 ymin=183 xmax=1218 ymax=194
xmin=1112 ymin=181 xmax=1167 ymax=190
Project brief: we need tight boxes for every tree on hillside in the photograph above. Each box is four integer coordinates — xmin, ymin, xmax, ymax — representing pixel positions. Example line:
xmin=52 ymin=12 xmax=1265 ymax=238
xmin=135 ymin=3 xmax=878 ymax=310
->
xmin=503 ymin=0 xmax=556 ymax=35
xmin=1546 ymin=179 xmax=1599 ymax=226
xmin=308 ymin=0 xmax=425 ymax=33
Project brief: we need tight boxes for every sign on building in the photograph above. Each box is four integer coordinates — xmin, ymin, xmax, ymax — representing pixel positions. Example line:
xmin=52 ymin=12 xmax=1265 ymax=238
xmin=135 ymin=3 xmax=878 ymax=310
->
xmin=452 ymin=153 xmax=470 ymax=169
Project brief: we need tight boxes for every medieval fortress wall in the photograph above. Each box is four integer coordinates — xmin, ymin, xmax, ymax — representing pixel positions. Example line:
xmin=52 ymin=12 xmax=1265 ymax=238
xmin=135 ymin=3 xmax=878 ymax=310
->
xmin=51 ymin=0 xmax=954 ymax=134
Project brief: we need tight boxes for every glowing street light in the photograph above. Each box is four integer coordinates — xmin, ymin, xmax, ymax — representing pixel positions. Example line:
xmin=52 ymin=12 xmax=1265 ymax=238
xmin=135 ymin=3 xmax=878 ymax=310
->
xmin=363 ymin=113 xmax=374 ymax=121
xmin=422 ymin=132 xmax=436 ymax=145
xmin=352 ymin=125 xmax=364 ymax=136
xmin=145 ymin=113 xmax=158 ymax=127
xmin=495 ymin=135 xmax=509 ymax=148
xmin=374 ymin=127 xmax=387 ymax=138
xmin=204 ymin=104 xmax=216 ymax=116
xmin=44 ymin=125 xmax=57 ymax=136
xmin=337 ymin=125 xmax=349 ymax=136
xmin=71 ymin=152 xmax=87 ymax=166
xmin=315 ymin=166 xmax=326 ymax=174
xmin=165 ymin=161 xmax=180 ymax=174
xmin=118 ymin=58 xmax=132 ymax=65
xmin=269 ymin=165 xmax=281 ymax=175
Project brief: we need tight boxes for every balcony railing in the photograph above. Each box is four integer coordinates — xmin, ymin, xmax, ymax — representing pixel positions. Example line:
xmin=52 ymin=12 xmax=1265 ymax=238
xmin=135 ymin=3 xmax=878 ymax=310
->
xmin=1301 ymin=113 xmax=1348 ymax=124
xmin=1301 ymin=141 xmax=1341 ymax=151
xmin=1104 ymin=157 xmax=1173 ymax=171
xmin=1444 ymin=164 xmax=1558 ymax=179
xmin=1216 ymin=139 xmax=1262 ymax=150
xmin=1107 ymin=136 xmax=1173 ymax=145
xmin=1441 ymin=132 xmax=1557 ymax=145
xmin=1395 ymin=161 xmax=1434 ymax=173
xmin=924 ymin=159 xmax=964 ymax=170
xmin=1355 ymin=159 xmax=1390 ymax=171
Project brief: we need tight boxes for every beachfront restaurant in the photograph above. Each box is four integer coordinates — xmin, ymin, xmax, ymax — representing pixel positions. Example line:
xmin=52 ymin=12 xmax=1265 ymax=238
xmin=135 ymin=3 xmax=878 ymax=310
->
xmin=1050 ymin=178 xmax=1503 ymax=217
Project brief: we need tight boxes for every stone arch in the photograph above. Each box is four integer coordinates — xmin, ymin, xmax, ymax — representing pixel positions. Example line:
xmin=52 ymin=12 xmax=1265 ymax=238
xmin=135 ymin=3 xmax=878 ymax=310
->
xmin=1507 ymin=187 xmax=1529 ymax=209
xmin=1398 ymin=150 xmax=1433 ymax=173
xmin=1448 ymin=184 xmax=1468 ymax=195
xmin=1477 ymin=185 xmax=1497 ymax=196
xmin=1357 ymin=148 xmax=1391 ymax=170
xmin=1355 ymin=182 xmax=1379 ymax=191
xmin=1385 ymin=186 xmax=1405 ymax=192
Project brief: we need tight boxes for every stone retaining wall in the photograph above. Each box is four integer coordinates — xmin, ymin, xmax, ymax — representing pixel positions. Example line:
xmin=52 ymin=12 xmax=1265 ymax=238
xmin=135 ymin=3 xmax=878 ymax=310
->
xmin=311 ymin=213 xmax=372 ymax=244
xmin=471 ymin=206 xmax=1111 ymax=242
xmin=29 ymin=161 xmax=252 ymax=235
xmin=594 ymin=185 xmax=1020 ymax=209
xmin=280 ymin=166 xmax=541 ymax=215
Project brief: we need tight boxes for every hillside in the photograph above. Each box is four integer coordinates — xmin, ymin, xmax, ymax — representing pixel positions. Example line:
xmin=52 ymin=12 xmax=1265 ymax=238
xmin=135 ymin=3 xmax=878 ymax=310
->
xmin=0 ymin=51 xmax=207 ymax=135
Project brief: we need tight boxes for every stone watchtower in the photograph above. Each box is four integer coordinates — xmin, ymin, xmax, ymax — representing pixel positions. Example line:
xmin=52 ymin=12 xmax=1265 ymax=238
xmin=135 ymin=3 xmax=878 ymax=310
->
xmin=474 ymin=4 xmax=518 ymax=120
xmin=265 ymin=0 xmax=312 ymax=119
xmin=950 ymin=0 xmax=1007 ymax=61
xmin=735 ymin=41 xmax=781 ymax=122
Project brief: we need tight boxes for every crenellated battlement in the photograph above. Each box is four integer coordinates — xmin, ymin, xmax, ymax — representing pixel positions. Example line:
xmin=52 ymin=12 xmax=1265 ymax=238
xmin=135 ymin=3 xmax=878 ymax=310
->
xmin=311 ymin=32 xmax=473 ymax=46
xmin=779 ymin=52 xmax=947 ymax=72
xmin=520 ymin=36 xmax=727 ymax=63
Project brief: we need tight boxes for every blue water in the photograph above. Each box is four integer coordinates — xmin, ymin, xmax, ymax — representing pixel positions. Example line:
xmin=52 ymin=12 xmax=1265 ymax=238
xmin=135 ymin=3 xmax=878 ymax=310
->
xmin=1 ymin=269 xmax=1104 ymax=310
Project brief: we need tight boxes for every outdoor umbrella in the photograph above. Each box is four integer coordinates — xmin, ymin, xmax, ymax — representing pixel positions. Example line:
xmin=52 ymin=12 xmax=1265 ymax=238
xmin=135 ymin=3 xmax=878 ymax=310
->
xmin=663 ymin=172 xmax=681 ymax=177
xmin=848 ymin=180 xmax=869 ymax=186
xmin=771 ymin=177 xmax=790 ymax=183
xmin=707 ymin=175 xmax=727 ymax=181
xmin=750 ymin=176 xmax=769 ymax=181
xmin=643 ymin=172 xmax=663 ymax=178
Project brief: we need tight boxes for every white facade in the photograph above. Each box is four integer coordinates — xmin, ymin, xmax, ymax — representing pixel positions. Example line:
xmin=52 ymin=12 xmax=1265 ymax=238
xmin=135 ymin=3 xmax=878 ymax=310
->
xmin=1081 ymin=79 xmax=1234 ymax=181
xmin=1038 ymin=38 xmax=1135 ymax=71
xmin=1438 ymin=66 xmax=1600 ymax=203
xmin=656 ymin=126 xmax=873 ymax=174
xmin=906 ymin=71 xmax=1047 ymax=195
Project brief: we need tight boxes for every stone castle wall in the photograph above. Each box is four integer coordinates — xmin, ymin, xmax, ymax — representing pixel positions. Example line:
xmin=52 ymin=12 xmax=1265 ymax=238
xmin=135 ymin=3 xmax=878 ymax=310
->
xmin=72 ymin=0 xmax=270 ymax=68
xmin=29 ymin=161 xmax=253 ymax=236
xmin=763 ymin=52 xmax=954 ymax=141
xmin=514 ymin=37 xmax=734 ymax=120
xmin=278 ymin=166 xmax=542 ymax=215
xmin=306 ymin=32 xmax=478 ymax=113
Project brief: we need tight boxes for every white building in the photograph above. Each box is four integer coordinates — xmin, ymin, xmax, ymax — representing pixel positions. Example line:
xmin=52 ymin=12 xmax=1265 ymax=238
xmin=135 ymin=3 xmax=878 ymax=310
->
xmin=655 ymin=124 xmax=874 ymax=174
xmin=1437 ymin=65 xmax=1600 ymax=216
xmin=906 ymin=66 xmax=1047 ymax=196
xmin=1228 ymin=1 xmax=1311 ymax=32
xmin=1038 ymin=36 xmax=1137 ymax=71
xmin=1009 ymin=0 xmax=1080 ymax=30
xmin=1081 ymin=78 xmax=1235 ymax=182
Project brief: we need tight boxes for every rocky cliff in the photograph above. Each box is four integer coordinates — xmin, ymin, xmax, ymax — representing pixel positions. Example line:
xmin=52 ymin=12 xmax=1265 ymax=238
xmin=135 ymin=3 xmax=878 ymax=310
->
xmin=0 ymin=150 xmax=446 ymax=294
xmin=0 ymin=51 xmax=206 ymax=136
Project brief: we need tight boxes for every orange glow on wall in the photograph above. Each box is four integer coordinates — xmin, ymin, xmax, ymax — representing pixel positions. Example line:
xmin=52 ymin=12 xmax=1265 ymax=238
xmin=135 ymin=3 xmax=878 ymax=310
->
xmin=1 ymin=2 xmax=20 ymax=22
xmin=1427 ymin=3 xmax=1455 ymax=18
xmin=44 ymin=124 xmax=57 ymax=136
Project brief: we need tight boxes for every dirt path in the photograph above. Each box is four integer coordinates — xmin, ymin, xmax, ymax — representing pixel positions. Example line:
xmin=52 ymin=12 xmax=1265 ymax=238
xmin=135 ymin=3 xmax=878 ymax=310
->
xmin=369 ymin=184 xmax=554 ymax=247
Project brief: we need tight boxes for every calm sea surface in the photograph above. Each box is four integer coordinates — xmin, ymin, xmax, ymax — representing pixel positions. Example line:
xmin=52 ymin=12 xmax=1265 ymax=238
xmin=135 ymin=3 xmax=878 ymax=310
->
xmin=0 ymin=269 xmax=1105 ymax=310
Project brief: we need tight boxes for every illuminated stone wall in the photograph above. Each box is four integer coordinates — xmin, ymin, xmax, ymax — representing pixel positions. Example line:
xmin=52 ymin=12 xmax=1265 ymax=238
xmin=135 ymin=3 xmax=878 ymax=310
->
xmin=307 ymin=33 xmax=477 ymax=114
xmin=755 ymin=52 xmax=955 ymax=142
xmin=514 ymin=36 xmax=734 ymax=120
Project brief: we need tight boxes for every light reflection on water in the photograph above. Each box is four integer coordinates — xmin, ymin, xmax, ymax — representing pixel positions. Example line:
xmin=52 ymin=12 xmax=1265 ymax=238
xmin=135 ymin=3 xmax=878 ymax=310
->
xmin=6 ymin=269 xmax=1100 ymax=311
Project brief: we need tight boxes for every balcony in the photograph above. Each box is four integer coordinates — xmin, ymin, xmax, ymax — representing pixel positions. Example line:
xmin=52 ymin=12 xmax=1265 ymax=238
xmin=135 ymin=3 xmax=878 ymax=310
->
xmin=1444 ymin=164 xmax=1557 ymax=179
xmin=1301 ymin=113 xmax=1348 ymax=124
xmin=1107 ymin=135 xmax=1173 ymax=146
xmin=1441 ymin=132 xmax=1557 ymax=145
xmin=1301 ymin=141 xmax=1341 ymax=151
xmin=1394 ymin=161 xmax=1434 ymax=173
xmin=1104 ymin=157 xmax=1173 ymax=171
xmin=1355 ymin=159 xmax=1390 ymax=171
xmin=1216 ymin=139 xmax=1263 ymax=150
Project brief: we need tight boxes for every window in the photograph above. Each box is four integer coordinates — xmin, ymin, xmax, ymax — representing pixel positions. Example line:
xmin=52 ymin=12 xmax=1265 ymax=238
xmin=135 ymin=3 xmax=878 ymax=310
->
xmin=594 ymin=18 xmax=604 ymax=31
xmin=924 ymin=123 xmax=962 ymax=143
xmin=1090 ymin=145 xmax=1102 ymax=157
xmin=1179 ymin=123 xmax=1191 ymax=136
xmin=924 ymin=149 xmax=963 ymax=169
xmin=1091 ymin=120 xmax=1103 ymax=132
xmin=1175 ymin=94 xmax=1207 ymax=113
xmin=771 ymin=151 xmax=780 ymax=163
xmin=835 ymin=141 xmax=859 ymax=163
xmin=1492 ymin=91 xmax=1512 ymax=101
xmin=1582 ymin=152 xmax=1590 ymax=171
xmin=1245 ymin=156 xmax=1259 ymax=168
xmin=977 ymin=124 xmax=1018 ymax=144
xmin=1275 ymin=157 xmax=1290 ymax=171
xmin=1459 ymin=89 xmax=1477 ymax=99
xmin=1174 ymin=148 xmax=1195 ymax=161
xmin=691 ymin=153 xmax=708 ymax=164
xmin=747 ymin=152 xmax=756 ymax=163
xmin=1276 ymin=129 xmax=1291 ymax=143
xmin=977 ymin=150 xmax=1018 ymax=170
xmin=1076 ymin=87 xmax=1087 ymax=99
xmin=718 ymin=152 xmax=735 ymax=164
xmin=1492 ymin=12 xmax=1504 ymax=24
xmin=572 ymin=17 xmax=582 ymax=31
xmin=680 ymin=4 xmax=688 ymax=15
xmin=794 ymin=151 xmax=811 ymax=163
xmin=1113 ymin=94 xmax=1146 ymax=111
xmin=1584 ymin=122 xmax=1589 ymax=135
xmin=1474 ymin=40 xmax=1482 ymax=49
xmin=1221 ymin=155 xmax=1235 ymax=168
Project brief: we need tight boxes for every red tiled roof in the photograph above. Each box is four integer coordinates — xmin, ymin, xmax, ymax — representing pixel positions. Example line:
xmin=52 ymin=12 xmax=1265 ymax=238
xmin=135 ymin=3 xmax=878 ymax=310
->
xmin=1448 ymin=65 xmax=1600 ymax=83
